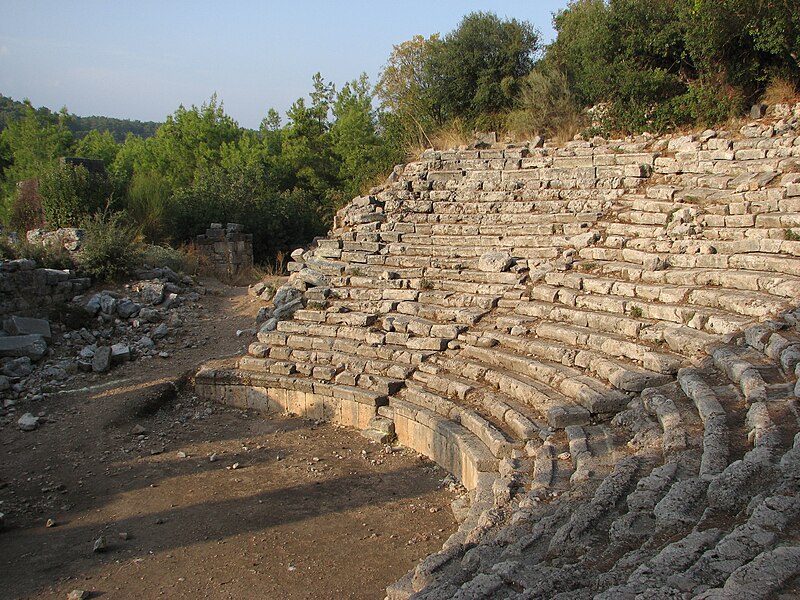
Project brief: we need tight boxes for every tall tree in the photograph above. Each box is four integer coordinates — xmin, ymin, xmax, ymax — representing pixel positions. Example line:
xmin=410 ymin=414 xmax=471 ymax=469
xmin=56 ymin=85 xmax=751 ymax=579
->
xmin=136 ymin=94 xmax=241 ymax=190
xmin=0 ymin=101 xmax=73 ymax=219
xmin=74 ymin=129 xmax=120 ymax=167
xmin=376 ymin=34 xmax=442 ymax=146
xmin=330 ymin=74 xmax=388 ymax=199
xmin=425 ymin=12 xmax=540 ymax=123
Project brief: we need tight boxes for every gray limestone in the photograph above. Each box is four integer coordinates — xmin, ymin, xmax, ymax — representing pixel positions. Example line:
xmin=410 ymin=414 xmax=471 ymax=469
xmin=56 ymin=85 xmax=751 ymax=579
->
xmin=4 ymin=316 xmax=52 ymax=342
xmin=478 ymin=252 xmax=513 ymax=273
xmin=0 ymin=334 xmax=47 ymax=361
xmin=92 ymin=346 xmax=112 ymax=373
xmin=17 ymin=412 xmax=39 ymax=431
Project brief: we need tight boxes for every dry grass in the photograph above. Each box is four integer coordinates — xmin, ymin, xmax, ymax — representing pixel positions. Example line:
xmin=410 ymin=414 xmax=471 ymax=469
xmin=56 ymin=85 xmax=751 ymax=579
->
xmin=406 ymin=118 xmax=476 ymax=157
xmin=762 ymin=77 xmax=799 ymax=106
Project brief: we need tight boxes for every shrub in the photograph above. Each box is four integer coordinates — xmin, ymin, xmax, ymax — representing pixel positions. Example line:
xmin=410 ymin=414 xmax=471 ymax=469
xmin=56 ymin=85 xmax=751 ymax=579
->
xmin=140 ymin=243 xmax=199 ymax=275
xmin=506 ymin=68 xmax=584 ymax=140
xmin=9 ymin=178 xmax=45 ymax=232
xmin=77 ymin=212 xmax=143 ymax=281
xmin=125 ymin=170 xmax=174 ymax=243
xmin=39 ymin=162 xmax=113 ymax=228
xmin=12 ymin=239 xmax=74 ymax=270
xmin=762 ymin=77 xmax=798 ymax=106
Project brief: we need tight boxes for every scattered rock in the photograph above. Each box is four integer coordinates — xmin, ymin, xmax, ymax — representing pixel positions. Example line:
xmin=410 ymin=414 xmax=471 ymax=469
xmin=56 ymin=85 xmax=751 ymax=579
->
xmin=110 ymin=343 xmax=131 ymax=364
xmin=18 ymin=413 xmax=40 ymax=431
xmin=478 ymin=251 xmax=514 ymax=273
xmin=137 ymin=282 xmax=166 ymax=305
xmin=92 ymin=346 xmax=112 ymax=373
xmin=67 ymin=590 xmax=89 ymax=600
xmin=116 ymin=299 xmax=140 ymax=319
xmin=92 ymin=536 xmax=107 ymax=553
xmin=2 ymin=356 xmax=34 ymax=378
xmin=151 ymin=324 xmax=170 ymax=340
xmin=5 ymin=315 xmax=52 ymax=342
xmin=0 ymin=334 xmax=48 ymax=361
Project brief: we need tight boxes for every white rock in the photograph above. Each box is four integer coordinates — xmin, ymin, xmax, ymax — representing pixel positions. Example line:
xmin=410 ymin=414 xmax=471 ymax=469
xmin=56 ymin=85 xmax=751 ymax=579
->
xmin=17 ymin=413 xmax=39 ymax=431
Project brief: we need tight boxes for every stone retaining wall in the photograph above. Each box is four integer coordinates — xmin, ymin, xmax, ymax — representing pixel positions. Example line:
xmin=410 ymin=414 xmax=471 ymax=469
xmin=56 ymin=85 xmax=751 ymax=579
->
xmin=0 ymin=259 xmax=91 ymax=317
xmin=195 ymin=223 xmax=253 ymax=276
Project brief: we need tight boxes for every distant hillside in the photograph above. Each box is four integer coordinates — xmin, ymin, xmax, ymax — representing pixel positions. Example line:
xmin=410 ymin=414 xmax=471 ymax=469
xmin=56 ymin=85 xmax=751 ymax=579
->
xmin=0 ymin=94 xmax=161 ymax=141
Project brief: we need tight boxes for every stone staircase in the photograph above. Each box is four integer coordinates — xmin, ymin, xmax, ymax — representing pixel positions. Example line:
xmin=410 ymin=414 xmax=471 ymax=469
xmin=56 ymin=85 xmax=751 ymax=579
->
xmin=195 ymin=109 xmax=800 ymax=598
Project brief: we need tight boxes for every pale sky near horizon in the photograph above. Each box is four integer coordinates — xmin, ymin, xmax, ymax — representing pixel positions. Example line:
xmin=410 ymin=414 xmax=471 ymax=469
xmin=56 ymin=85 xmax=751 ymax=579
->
xmin=0 ymin=1 xmax=569 ymax=129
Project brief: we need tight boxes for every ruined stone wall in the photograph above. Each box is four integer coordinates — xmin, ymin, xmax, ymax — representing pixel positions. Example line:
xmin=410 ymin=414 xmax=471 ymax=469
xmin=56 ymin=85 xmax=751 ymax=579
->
xmin=195 ymin=223 xmax=253 ymax=276
xmin=0 ymin=259 xmax=91 ymax=317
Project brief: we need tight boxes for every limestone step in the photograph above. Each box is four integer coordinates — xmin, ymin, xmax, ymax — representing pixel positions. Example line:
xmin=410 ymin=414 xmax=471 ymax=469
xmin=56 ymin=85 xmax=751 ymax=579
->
xmin=461 ymin=344 xmax=628 ymax=416
xmin=525 ymin=283 xmax=756 ymax=336
xmin=380 ymin=314 xmax=466 ymax=341
xmin=678 ymin=367 xmax=733 ymax=478
xmin=397 ymin=383 xmax=520 ymax=459
xmin=565 ymin=424 xmax=620 ymax=484
xmin=457 ymin=355 xmax=591 ymax=429
xmin=395 ymin=301 xmax=487 ymax=326
xmin=238 ymin=355 xmax=406 ymax=396
xmin=256 ymin=330 xmax=435 ymax=366
xmin=466 ymin=328 xmax=674 ymax=393
xmin=529 ymin=321 xmax=683 ymax=374
xmin=543 ymin=269 xmax=792 ymax=319
xmin=587 ymin=260 xmax=800 ymax=300
xmin=382 ymin=397 xmax=499 ymax=490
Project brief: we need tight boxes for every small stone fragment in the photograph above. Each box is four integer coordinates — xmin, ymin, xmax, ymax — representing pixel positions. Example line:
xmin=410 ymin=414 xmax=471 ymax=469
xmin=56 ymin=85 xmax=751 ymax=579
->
xmin=45 ymin=518 xmax=56 ymax=528
xmin=92 ymin=536 xmax=107 ymax=552
xmin=67 ymin=590 xmax=89 ymax=600
xmin=18 ymin=413 xmax=40 ymax=431
xmin=91 ymin=346 xmax=112 ymax=373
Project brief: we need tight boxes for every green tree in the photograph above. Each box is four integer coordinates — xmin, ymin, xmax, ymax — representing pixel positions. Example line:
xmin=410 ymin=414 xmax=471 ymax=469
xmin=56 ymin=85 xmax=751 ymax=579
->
xmin=376 ymin=34 xmax=442 ymax=146
xmin=425 ymin=12 xmax=540 ymax=124
xmin=136 ymin=94 xmax=241 ymax=189
xmin=279 ymin=75 xmax=339 ymax=214
xmin=330 ymin=74 xmax=391 ymax=199
xmin=74 ymin=129 xmax=120 ymax=167
xmin=684 ymin=0 xmax=800 ymax=95
xmin=0 ymin=102 xmax=73 ymax=219
xmin=38 ymin=161 xmax=113 ymax=228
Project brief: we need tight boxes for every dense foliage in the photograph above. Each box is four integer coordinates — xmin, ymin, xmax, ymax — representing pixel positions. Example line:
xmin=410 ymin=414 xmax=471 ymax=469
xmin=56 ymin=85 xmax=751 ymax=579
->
xmin=546 ymin=0 xmax=799 ymax=132
xmin=0 ymin=94 xmax=160 ymax=141
xmin=0 ymin=79 xmax=400 ymax=264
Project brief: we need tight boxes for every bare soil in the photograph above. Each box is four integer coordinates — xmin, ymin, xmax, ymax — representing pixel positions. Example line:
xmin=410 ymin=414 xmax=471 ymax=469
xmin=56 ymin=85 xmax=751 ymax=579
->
xmin=0 ymin=280 xmax=457 ymax=599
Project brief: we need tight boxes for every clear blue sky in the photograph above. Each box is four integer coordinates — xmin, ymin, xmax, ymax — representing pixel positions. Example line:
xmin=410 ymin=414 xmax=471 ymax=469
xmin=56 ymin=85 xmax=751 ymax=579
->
xmin=0 ymin=0 xmax=569 ymax=129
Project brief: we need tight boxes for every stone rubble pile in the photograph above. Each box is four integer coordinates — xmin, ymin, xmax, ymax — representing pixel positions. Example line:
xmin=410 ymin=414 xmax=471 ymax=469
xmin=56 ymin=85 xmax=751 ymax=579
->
xmin=0 ymin=263 xmax=202 ymax=431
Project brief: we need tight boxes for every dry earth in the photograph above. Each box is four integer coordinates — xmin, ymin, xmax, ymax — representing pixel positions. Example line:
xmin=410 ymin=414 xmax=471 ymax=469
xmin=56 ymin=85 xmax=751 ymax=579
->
xmin=0 ymin=279 xmax=457 ymax=599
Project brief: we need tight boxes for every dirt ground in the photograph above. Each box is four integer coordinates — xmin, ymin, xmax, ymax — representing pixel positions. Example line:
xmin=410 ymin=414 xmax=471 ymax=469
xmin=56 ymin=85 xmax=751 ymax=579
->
xmin=0 ymin=280 xmax=458 ymax=599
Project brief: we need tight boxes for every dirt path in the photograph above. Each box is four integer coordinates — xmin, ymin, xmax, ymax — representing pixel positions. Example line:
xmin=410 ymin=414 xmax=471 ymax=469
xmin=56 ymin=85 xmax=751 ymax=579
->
xmin=0 ymin=280 xmax=457 ymax=599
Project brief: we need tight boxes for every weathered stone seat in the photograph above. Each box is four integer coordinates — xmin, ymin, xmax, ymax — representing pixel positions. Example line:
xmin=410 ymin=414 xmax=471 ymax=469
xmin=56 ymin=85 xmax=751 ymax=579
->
xmin=198 ymin=116 xmax=800 ymax=599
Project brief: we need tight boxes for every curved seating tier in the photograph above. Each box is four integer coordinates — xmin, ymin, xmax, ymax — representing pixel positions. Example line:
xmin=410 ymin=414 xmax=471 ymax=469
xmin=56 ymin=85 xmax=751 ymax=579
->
xmin=195 ymin=114 xmax=800 ymax=598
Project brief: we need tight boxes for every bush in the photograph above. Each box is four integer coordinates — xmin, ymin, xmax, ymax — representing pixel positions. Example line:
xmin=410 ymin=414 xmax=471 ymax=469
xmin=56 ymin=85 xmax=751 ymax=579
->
xmin=77 ymin=212 xmax=143 ymax=281
xmin=39 ymin=162 xmax=114 ymax=228
xmin=125 ymin=170 xmax=174 ymax=243
xmin=9 ymin=239 xmax=74 ymax=270
xmin=9 ymin=178 xmax=45 ymax=232
xmin=506 ymin=68 xmax=583 ymax=139
xmin=140 ymin=243 xmax=199 ymax=276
